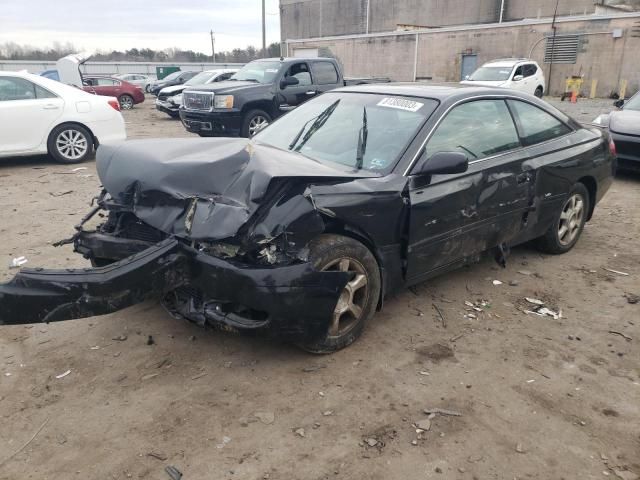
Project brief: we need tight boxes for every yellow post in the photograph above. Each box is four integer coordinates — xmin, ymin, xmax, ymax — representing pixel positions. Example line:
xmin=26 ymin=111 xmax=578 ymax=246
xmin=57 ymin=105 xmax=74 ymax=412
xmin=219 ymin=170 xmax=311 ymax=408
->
xmin=620 ymin=79 xmax=627 ymax=99
xmin=589 ymin=79 xmax=598 ymax=99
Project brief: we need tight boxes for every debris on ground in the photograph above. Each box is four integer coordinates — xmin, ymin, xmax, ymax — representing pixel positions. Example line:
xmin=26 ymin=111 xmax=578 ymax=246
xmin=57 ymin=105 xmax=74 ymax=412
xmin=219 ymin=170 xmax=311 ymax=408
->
xmin=414 ymin=418 xmax=432 ymax=431
xmin=147 ymin=452 xmax=168 ymax=461
xmin=55 ymin=369 xmax=71 ymax=379
xmin=520 ymin=297 xmax=561 ymax=319
xmin=70 ymin=167 xmax=88 ymax=173
xmin=625 ymin=293 xmax=639 ymax=304
xmin=49 ymin=190 xmax=74 ymax=197
xmin=603 ymin=267 xmax=630 ymax=276
xmin=253 ymin=411 xmax=275 ymax=425
xmin=9 ymin=256 xmax=27 ymax=269
xmin=423 ymin=407 xmax=462 ymax=417
xmin=515 ymin=442 xmax=526 ymax=453
xmin=294 ymin=428 xmax=305 ymax=437
xmin=147 ymin=335 xmax=155 ymax=346
xmin=165 ymin=465 xmax=183 ymax=480
xmin=365 ymin=438 xmax=378 ymax=447
xmin=112 ymin=335 xmax=128 ymax=341
xmin=492 ymin=280 xmax=503 ymax=285
xmin=608 ymin=331 xmax=632 ymax=341
xmin=141 ymin=373 xmax=159 ymax=381
xmin=191 ymin=372 xmax=207 ymax=380
xmin=432 ymin=303 xmax=447 ymax=328
xmin=302 ymin=364 xmax=326 ymax=373
xmin=216 ymin=436 xmax=231 ymax=449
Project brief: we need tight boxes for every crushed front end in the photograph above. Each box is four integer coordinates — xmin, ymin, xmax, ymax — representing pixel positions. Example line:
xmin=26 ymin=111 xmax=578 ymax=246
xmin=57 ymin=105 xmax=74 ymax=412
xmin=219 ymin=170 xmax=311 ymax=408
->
xmin=0 ymin=138 xmax=369 ymax=343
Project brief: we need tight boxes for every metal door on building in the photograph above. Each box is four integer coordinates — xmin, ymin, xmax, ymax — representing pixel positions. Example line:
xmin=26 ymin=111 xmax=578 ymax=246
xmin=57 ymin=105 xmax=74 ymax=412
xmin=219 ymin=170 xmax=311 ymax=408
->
xmin=460 ymin=54 xmax=478 ymax=80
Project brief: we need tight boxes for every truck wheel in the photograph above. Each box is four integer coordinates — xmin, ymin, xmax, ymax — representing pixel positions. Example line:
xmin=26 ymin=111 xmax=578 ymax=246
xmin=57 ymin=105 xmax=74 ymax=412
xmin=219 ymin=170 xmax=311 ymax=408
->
xmin=241 ymin=109 xmax=271 ymax=137
xmin=536 ymin=183 xmax=589 ymax=254
xmin=47 ymin=124 xmax=94 ymax=164
xmin=534 ymin=86 xmax=544 ymax=98
xmin=298 ymin=234 xmax=381 ymax=354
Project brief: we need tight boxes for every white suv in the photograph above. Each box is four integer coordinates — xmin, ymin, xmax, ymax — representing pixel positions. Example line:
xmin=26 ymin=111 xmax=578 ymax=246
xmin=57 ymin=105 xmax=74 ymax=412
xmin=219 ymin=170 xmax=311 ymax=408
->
xmin=461 ymin=58 xmax=546 ymax=98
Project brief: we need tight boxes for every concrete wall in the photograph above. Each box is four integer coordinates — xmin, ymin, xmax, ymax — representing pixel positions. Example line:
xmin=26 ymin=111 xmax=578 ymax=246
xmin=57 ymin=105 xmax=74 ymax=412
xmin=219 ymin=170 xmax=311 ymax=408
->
xmin=287 ymin=16 xmax=640 ymax=96
xmin=281 ymin=0 xmax=640 ymax=39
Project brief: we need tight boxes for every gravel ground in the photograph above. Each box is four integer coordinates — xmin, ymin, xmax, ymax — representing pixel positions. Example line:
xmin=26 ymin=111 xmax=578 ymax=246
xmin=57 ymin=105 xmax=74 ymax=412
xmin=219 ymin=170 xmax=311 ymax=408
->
xmin=0 ymin=96 xmax=638 ymax=480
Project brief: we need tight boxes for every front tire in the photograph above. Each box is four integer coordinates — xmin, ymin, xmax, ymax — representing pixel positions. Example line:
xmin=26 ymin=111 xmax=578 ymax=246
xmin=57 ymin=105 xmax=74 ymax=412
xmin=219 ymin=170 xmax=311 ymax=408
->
xmin=47 ymin=124 xmax=93 ymax=164
xmin=534 ymin=86 xmax=544 ymax=98
xmin=536 ymin=183 xmax=589 ymax=254
xmin=241 ymin=109 xmax=271 ymax=138
xmin=298 ymin=234 xmax=381 ymax=354
xmin=119 ymin=94 xmax=134 ymax=110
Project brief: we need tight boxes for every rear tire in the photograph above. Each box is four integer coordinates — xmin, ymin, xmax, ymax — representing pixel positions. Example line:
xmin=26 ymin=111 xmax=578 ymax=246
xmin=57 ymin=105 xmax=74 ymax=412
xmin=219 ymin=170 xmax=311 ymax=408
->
xmin=47 ymin=124 xmax=94 ymax=164
xmin=534 ymin=86 xmax=544 ymax=98
xmin=119 ymin=94 xmax=134 ymax=110
xmin=241 ymin=109 xmax=271 ymax=138
xmin=298 ymin=234 xmax=381 ymax=354
xmin=536 ymin=183 xmax=589 ymax=254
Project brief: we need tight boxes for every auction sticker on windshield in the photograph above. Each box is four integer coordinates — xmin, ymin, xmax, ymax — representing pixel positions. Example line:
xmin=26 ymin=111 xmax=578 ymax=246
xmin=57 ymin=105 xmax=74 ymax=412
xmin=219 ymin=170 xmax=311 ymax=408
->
xmin=377 ymin=97 xmax=424 ymax=112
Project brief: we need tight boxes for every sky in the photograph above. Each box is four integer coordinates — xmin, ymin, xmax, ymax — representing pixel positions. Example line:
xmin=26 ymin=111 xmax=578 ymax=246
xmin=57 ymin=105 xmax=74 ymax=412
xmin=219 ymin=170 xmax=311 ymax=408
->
xmin=0 ymin=0 xmax=281 ymax=54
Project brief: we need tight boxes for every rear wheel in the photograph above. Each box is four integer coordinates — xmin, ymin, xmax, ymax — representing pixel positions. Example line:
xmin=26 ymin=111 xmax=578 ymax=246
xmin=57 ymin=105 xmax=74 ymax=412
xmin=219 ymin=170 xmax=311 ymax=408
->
xmin=298 ymin=234 xmax=381 ymax=354
xmin=534 ymin=86 xmax=544 ymax=98
xmin=119 ymin=94 xmax=134 ymax=110
xmin=536 ymin=183 xmax=589 ymax=254
xmin=241 ymin=109 xmax=271 ymax=138
xmin=47 ymin=124 xmax=93 ymax=164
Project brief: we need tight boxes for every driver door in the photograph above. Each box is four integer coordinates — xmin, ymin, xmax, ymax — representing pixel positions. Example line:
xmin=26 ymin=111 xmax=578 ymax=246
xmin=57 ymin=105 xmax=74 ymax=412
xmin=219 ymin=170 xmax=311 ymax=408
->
xmin=406 ymin=99 xmax=531 ymax=283
xmin=279 ymin=62 xmax=315 ymax=111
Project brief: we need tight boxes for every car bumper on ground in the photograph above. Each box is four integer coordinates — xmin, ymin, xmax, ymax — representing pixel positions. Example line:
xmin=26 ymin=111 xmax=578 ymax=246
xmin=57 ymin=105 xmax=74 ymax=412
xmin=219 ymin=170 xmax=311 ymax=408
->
xmin=0 ymin=233 xmax=349 ymax=342
xmin=179 ymin=110 xmax=243 ymax=136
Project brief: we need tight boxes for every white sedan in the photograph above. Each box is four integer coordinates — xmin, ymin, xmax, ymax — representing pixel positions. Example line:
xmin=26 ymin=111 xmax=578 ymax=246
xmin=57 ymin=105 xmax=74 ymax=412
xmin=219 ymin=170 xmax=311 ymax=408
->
xmin=0 ymin=71 xmax=126 ymax=164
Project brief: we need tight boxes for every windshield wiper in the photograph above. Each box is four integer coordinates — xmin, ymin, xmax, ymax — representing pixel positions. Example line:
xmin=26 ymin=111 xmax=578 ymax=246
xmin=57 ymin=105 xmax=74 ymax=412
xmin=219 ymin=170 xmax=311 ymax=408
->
xmin=355 ymin=107 xmax=368 ymax=170
xmin=288 ymin=99 xmax=341 ymax=151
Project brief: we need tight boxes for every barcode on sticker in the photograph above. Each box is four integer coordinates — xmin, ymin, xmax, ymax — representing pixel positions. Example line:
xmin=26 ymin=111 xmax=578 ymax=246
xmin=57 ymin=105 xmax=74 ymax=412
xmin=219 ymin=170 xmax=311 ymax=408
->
xmin=377 ymin=97 xmax=423 ymax=112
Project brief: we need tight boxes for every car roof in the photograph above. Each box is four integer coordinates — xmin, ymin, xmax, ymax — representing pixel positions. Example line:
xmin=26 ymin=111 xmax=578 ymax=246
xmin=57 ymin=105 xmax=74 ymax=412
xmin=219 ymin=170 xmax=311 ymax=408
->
xmin=483 ymin=58 xmax=537 ymax=67
xmin=337 ymin=82 xmax=537 ymax=100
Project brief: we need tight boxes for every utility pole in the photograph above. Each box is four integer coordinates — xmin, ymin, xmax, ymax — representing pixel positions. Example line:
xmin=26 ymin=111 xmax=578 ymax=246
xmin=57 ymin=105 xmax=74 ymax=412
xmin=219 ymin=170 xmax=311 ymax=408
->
xmin=262 ymin=0 xmax=267 ymax=57
xmin=547 ymin=0 xmax=560 ymax=95
xmin=210 ymin=29 xmax=215 ymax=63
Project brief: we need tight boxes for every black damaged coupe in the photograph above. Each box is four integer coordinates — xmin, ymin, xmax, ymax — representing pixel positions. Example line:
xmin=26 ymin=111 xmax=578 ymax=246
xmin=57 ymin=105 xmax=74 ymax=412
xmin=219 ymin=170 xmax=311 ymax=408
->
xmin=0 ymin=85 xmax=616 ymax=352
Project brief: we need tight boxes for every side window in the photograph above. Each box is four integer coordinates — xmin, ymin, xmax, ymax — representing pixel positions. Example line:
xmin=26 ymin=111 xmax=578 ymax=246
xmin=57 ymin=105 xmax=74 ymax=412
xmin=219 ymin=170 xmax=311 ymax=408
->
xmin=513 ymin=66 xmax=523 ymax=78
xmin=215 ymin=72 xmax=233 ymax=82
xmin=35 ymin=84 xmax=57 ymax=99
xmin=0 ymin=77 xmax=37 ymax=101
xmin=426 ymin=100 xmax=520 ymax=160
xmin=311 ymin=62 xmax=339 ymax=85
xmin=508 ymin=100 xmax=572 ymax=146
xmin=524 ymin=64 xmax=537 ymax=77
xmin=286 ymin=62 xmax=312 ymax=86
xmin=96 ymin=78 xmax=116 ymax=86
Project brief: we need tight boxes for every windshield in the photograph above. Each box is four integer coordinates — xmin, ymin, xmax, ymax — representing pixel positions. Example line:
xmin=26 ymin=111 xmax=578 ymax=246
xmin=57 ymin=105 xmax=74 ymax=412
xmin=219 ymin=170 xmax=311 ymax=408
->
xmin=468 ymin=66 xmax=513 ymax=81
xmin=231 ymin=61 xmax=282 ymax=83
xmin=624 ymin=93 xmax=640 ymax=111
xmin=185 ymin=71 xmax=216 ymax=86
xmin=253 ymin=92 xmax=437 ymax=173
xmin=161 ymin=71 xmax=182 ymax=82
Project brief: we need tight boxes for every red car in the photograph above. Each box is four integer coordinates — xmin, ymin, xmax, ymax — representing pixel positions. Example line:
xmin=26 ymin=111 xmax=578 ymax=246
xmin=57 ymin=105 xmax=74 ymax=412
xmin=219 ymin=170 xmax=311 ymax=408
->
xmin=82 ymin=76 xmax=145 ymax=110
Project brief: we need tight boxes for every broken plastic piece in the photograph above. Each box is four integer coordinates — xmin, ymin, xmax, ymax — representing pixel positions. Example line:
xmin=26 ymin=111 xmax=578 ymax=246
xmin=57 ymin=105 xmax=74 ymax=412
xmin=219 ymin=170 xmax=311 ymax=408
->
xmin=9 ymin=256 xmax=27 ymax=269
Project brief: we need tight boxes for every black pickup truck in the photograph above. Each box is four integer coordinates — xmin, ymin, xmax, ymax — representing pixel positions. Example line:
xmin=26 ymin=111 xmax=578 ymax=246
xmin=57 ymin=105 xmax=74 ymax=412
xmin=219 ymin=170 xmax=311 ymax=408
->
xmin=179 ymin=57 xmax=388 ymax=137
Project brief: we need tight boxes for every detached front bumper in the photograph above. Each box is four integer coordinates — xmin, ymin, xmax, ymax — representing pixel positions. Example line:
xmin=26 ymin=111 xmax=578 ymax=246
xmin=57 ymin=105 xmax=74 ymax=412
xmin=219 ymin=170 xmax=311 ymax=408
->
xmin=0 ymin=235 xmax=349 ymax=342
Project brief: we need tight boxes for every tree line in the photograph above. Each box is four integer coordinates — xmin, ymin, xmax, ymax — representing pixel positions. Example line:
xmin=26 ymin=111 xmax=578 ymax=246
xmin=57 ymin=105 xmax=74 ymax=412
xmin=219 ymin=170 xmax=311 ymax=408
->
xmin=0 ymin=41 xmax=282 ymax=63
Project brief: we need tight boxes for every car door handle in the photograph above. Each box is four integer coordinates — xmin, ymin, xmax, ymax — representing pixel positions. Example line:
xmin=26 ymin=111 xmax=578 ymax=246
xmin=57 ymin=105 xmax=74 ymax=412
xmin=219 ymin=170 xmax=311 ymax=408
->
xmin=43 ymin=104 xmax=59 ymax=110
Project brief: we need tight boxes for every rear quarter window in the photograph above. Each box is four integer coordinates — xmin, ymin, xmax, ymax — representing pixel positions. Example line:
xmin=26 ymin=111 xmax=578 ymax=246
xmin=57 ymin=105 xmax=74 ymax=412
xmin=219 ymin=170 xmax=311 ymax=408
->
xmin=508 ymin=100 xmax=572 ymax=146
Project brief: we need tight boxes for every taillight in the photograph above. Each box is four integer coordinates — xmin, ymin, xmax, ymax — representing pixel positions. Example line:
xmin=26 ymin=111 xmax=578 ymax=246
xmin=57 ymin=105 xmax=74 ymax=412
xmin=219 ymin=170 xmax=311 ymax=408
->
xmin=609 ymin=137 xmax=617 ymax=157
xmin=108 ymin=99 xmax=121 ymax=111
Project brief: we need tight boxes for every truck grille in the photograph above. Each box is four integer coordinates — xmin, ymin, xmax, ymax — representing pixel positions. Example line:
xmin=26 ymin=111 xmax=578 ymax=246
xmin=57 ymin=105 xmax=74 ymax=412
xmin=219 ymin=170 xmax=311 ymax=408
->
xmin=183 ymin=91 xmax=214 ymax=111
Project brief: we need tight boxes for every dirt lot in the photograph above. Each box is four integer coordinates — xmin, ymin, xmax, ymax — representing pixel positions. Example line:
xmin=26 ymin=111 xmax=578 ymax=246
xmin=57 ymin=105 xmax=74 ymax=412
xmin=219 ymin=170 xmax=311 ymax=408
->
xmin=1 ymin=96 xmax=639 ymax=480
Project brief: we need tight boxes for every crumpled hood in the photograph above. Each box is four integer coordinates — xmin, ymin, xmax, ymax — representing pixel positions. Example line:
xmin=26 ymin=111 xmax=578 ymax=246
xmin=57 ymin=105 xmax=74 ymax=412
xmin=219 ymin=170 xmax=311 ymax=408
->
xmin=610 ymin=110 xmax=640 ymax=136
xmin=158 ymin=84 xmax=185 ymax=96
xmin=96 ymin=138 xmax=375 ymax=241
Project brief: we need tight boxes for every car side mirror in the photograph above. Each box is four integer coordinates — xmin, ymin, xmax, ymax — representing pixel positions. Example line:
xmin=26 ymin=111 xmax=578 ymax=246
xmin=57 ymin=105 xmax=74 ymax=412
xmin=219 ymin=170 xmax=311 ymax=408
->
xmin=281 ymin=76 xmax=299 ymax=89
xmin=513 ymin=75 xmax=524 ymax=82
xmin=613 ymin=99 xmax=624 ymax=108
xmin=464 ymin=75 xmax=470 ymax=80
xmin=412 ymin=151 xmax=469 ymax=176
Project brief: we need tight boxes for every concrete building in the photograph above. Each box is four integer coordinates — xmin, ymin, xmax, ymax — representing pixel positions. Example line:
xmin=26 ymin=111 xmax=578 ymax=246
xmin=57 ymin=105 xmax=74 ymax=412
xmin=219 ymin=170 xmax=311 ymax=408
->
xmin=280 ymin=0 xmax=640 ymax=96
